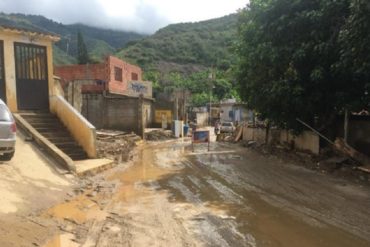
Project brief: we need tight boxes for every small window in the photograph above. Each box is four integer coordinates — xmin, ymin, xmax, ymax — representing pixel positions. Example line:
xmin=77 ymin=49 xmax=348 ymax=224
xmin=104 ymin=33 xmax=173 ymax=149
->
xmin=114 ymin=67 xmax=123 ymax=82
xmin=131 ymin=72 xmax=138 ymax=81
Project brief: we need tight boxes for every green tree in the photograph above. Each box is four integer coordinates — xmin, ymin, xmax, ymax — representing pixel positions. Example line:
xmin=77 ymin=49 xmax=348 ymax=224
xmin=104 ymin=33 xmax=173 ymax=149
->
xmin=337 ymin=0 xmax=370 ymax=110
xmin=77 ymin=31 xmax=89 ymax=64
xmin=236 ymin=0 xmax=361 ymax=131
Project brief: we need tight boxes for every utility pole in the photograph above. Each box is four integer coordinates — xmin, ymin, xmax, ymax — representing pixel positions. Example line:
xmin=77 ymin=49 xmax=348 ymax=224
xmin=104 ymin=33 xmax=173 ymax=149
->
xmin=174 ymin=95 xmax=178 ymax=120
xmin=344 ymin=109 xmax=349 ymax=143
xmin=208 ymin=69 xmax=215 ymax=126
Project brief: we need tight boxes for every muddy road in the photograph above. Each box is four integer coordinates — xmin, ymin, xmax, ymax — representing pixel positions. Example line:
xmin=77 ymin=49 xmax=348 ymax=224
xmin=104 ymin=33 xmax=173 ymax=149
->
xmin=40 ymin=140 xmax=370 ymax=247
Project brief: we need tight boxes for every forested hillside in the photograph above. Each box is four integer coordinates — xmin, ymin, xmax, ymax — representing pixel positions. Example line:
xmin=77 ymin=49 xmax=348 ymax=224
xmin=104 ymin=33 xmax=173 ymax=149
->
xmin=0 ymin=13 xmax=146 ymax=64
xmin=0 ymin=12 xmax=241 ymax=106
xmin=115 ymin=14 xmax=240 ymax=106
xmin=116 ymin=14 xmax=238 ymax=72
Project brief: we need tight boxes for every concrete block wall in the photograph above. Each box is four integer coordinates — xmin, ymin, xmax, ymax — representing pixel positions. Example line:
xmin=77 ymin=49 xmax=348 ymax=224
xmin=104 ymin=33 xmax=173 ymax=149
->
xmin=242 ymin=127 xmax=267 ymax=144
xmin=81 ymin=94 xmax=105 ymax=129
xmin=280 ymin=130 xmax=320 ymax=154
xmin=126 ymin=80 xmax=153 ymax=98
xmin=81 ymin=93 xmax=153 ymax=134
xmin=105 ymin=97 xmax=138 ymax=132
xmin=242 ymin=126 xmax=320 ymax=154
xmin=66 ymin=80 xmax=100 ymax=113
xmin=335 ymin=117 xmax=370 ymax=156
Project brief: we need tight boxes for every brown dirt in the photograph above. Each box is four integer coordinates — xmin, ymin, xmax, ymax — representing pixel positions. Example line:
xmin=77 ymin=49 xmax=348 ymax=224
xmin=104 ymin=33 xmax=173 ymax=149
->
xmin=2 ymin=136 xmax=370 ymax=247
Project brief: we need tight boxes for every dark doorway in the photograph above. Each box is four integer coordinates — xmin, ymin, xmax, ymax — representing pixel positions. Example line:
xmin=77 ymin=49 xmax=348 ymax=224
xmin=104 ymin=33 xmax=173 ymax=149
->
xmin=14 ymin=42 xmax=49 ymax=110
xmin=0 ymin=41 xmax=5 ymax=102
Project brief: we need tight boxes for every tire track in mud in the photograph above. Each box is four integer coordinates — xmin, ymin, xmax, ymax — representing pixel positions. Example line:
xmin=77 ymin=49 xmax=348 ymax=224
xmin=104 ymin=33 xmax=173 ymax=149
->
xmin=42 ymin=141 xmax=370 ymax=247
xmin=166 ymin=170 xmax=256 ymax=247
xmin=191 ymin=144 xmax=370 ymax=245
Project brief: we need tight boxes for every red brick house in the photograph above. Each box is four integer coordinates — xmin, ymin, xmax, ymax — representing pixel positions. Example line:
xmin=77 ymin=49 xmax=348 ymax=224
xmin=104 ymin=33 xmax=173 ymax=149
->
xmin=55 ymin=56 xmax=151 ymax=98
xmin=54 ymin=56 xmax=153 ymax=135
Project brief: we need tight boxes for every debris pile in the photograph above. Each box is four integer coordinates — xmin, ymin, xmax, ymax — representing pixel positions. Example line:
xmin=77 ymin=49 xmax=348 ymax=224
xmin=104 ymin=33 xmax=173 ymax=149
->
xmin=145 ymin=129 xmax=175 ymax=141
xmin=96 ymin=129 xmax=141 ymax=163
xmin=216 ymin=125 xmax=243 ymax=142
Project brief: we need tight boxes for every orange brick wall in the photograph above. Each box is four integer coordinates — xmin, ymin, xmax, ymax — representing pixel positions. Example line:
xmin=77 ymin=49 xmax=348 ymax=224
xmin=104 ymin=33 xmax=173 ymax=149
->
xmin=54 ymin=64 xmax=107 ymax=82
xmin=54 ymin=56 xmax=143 ymax=96
xmin=107 ymin=56 xmax=142 ymax=95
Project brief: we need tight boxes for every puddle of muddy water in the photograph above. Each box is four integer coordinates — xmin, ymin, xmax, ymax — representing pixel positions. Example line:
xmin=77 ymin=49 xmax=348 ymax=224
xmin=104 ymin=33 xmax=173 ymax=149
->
xmin=44 ymin=194 xmax=107 ymax=225
xmin=184 ymin=149 xmax=370 ymax=247
xmin=42 ymin=141 xmax=370 ymax=247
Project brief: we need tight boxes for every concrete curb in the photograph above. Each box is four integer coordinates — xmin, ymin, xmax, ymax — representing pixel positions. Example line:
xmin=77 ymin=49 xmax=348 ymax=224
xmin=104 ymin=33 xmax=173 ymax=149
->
xmin=75 ymin=158 xmax=115 ymax=177
xmin=14 ymin=113 xmax=76 ymax=172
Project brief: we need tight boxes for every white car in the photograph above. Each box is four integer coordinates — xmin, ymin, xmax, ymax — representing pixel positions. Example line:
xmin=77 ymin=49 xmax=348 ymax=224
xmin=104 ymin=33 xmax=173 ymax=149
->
xmin=0 ymin=99 xmax=16 ymax=161
xmin=220 ymin=122 xmax=235 ymax=133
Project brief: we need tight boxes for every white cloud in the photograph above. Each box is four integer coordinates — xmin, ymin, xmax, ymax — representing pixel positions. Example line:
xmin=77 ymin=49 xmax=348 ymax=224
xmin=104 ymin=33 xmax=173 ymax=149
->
xmin=0 ymin=0 xmax=248 ymax=33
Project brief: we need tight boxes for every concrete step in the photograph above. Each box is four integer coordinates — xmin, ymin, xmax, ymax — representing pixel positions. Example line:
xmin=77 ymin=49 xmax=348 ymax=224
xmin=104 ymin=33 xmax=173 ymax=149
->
xmin=66 ymin=152 xmax=88 ymax=161
xmin=19 ymin=112 xmax=88 ymax=162
xmin=24 ymin=118 xmax=60 ymax=124
xmin=41 ymin=132 xmax=73 ymax=138
xmin=47 ymin=136 xmax=76 ymax=143
xmin=21 ymin=115 xmax=59 ymax=121
xmin=29 ymin=122 xmax=65 ymax=129
xmin=35 ymin=128 xmax=71 ymax=134
xmin=54 ymin=142 xmax=80 ymax=149
xmin=65 ymin=154 xmax=87 ymax=160
xmin=59 ymin=146 xmax=86 ymax=153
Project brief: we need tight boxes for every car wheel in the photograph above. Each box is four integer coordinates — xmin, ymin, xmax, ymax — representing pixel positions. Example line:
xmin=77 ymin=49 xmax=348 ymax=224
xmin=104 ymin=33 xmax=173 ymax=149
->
xmin=0 ymin=151 xmax=15 ymax=161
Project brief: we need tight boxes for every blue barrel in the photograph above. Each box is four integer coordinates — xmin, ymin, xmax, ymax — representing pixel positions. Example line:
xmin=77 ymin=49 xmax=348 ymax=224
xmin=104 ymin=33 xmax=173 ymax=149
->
xmin=183 ymin=124 xmax=189 ymax=136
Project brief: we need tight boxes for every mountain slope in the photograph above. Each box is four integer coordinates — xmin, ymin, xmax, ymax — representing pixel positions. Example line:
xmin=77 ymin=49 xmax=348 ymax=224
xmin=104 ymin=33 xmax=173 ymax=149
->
xmin=0 ymin=13 xmax=146 ymax=64
xmin=116 ymin=14 xmax=238 ymax=72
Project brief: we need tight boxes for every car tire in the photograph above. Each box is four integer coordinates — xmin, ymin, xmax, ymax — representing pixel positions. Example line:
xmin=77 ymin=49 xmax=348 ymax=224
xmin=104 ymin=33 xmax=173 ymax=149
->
xmin=0 ymin=151 xmax=15 ymax=161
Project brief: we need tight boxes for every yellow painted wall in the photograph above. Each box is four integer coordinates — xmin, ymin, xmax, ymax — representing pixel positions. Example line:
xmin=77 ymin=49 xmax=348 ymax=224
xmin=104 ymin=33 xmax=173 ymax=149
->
xmin=1 ymin=29 xmax=97 ymax=158
xmin=155 ymin=110 xmax=172 ymax=124
xmin=0 ymin=29 xmax=58 ymax=112
xmin=50 ymin=95 xmax=97 ymax=158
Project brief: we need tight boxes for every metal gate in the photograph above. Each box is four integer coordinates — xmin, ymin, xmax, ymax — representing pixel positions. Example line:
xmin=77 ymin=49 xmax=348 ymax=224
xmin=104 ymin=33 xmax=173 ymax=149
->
xmin=0 ymin=41 xmax=5 ymax=102
xmin=14 ymin=42 xmax=49 ymax=110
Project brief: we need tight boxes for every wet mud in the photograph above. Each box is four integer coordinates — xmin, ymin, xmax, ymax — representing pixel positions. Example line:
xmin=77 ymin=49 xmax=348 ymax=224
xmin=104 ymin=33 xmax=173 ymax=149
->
xmin=40 ymin=140 xmax=370 ymax=246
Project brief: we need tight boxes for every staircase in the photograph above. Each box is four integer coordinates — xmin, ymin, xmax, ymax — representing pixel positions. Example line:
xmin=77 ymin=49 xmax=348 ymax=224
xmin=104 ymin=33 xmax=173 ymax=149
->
xmin=20 ymin=112 xmax=88 ymax=160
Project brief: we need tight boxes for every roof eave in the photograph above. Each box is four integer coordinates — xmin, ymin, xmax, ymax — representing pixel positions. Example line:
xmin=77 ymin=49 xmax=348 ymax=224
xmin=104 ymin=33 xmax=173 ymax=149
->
xmin=0 ymin=26 xmax=60 ymax=42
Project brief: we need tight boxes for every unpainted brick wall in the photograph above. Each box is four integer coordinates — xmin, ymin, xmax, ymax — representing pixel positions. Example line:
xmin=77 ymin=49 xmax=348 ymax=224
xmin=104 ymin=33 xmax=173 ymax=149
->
xmin=107 ymin=56 xmax=143 ymax=95
xmin=54 ymin=64 xmax=107 ymax=82
xmin=55 ymin=56 xmax=145 ymax=97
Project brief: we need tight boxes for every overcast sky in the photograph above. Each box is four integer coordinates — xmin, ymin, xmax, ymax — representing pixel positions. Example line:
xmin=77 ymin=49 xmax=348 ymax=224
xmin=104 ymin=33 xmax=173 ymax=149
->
xmin=0 ymin=0 xmax=247 ymax=34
